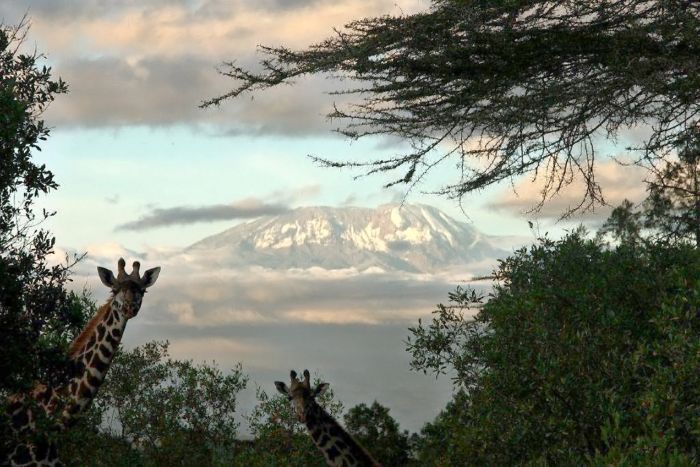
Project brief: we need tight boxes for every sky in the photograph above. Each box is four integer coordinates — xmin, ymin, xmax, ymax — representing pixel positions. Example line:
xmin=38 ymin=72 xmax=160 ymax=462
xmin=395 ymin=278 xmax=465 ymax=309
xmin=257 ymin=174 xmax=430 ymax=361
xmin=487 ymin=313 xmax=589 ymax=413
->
xmin=1 ymin=0 xmax=649 ymax=436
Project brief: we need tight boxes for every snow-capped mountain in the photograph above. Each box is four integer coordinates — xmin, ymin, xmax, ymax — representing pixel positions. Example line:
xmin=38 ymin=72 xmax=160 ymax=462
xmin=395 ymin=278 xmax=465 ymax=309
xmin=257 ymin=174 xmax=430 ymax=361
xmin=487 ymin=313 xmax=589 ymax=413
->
xmin=186 ymin=204 xmax=508 ymax=273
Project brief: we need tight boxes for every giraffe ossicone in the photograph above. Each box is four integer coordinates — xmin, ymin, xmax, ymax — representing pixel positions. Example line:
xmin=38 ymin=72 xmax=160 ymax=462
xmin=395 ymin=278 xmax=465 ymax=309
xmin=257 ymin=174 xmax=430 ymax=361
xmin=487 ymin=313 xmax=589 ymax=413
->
xmin=275 ymin=369 xmax=381 ymax=467
xmin=4 ymin=258 xmax=160 ymax=467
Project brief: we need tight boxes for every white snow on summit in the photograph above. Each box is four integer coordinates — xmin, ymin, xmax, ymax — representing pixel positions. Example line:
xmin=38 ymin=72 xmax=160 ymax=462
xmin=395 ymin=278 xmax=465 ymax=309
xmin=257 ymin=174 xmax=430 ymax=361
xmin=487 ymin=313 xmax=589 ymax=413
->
xmin=187 ymin=203 xmax=507 ymax=273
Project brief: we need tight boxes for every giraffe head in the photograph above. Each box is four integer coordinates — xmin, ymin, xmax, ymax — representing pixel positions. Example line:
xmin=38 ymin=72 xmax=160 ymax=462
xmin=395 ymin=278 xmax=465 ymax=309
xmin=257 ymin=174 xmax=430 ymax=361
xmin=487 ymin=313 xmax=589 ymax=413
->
xmin=97 ymin=258 xmax=160 ymax=318
xmin=275 ymin=369 xmax=329 ymax=423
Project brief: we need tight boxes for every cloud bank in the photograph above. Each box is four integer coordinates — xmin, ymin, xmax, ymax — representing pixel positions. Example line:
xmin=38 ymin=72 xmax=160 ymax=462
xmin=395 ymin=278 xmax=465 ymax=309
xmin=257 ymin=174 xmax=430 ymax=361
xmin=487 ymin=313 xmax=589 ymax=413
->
xmin=1 ymin=0 xmax=421 ymax=134
xmin=64 ymin=239 xmax=489 ymax=328
xmin=487 ymin=160 xmax=648 ymax=221
xmin=116 ymin=199 xmax=289 ymax=231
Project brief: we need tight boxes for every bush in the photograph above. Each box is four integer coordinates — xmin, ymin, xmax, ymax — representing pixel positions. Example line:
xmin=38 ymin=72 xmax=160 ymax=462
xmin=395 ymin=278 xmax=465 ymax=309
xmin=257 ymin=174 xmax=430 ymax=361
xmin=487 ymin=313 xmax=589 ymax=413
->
xmin=59 ymin=341 xmax=248 ymax=466
xmin=344 ymin=401 xmax=412 ymax=466
xmin=409 ymin=232 xmax=700 ymax=464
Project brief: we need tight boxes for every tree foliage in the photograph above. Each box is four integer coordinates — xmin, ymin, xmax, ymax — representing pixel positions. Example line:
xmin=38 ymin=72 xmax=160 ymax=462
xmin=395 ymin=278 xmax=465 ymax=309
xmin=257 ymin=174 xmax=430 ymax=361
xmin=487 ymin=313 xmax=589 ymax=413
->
xmin=412 ymin=390 xmax=472 ymax=466
xmin=343 ymin=401 xmax=412 ymax=466
xmin=407 ymin=286 xmax=484 ymax=386
xmin=644 ymin=126 xmax=700 ymax=245
xmin=206 ymin=0 xmax=700 ymax=211
xmin=593 ymin=127 xmax=700 ymax=246
xmin=408 ymin=232 xmax=700 ymax=464
xmin=596 ymin=198 xmax=644 ymax=245
xmin=59 ymin=341 xmax=248 ymax=466
xmin=0 ymin=17 xmax=84 ymax=397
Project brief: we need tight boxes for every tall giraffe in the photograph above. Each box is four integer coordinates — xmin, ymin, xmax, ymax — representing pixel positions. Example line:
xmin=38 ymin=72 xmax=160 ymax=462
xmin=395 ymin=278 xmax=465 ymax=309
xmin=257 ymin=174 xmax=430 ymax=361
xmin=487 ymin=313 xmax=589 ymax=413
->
xmin=275 ymin=370 xmax=381 ymax=467
xmin=4 ymin=258 xmax=160 ymax=466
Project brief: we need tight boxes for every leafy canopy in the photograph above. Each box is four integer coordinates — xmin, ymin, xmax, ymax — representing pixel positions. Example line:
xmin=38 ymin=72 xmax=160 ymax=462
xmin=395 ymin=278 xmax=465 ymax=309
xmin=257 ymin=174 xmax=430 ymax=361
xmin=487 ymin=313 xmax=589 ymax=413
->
xmin=408 ymin=232 xmax=700 ymax=464
xmin=644 ymin=127 xmax=700 ymax=245
xmin=344 ymin=401 xmax=412 ymax=467
xmin=0 ymin=17 xmax=83 ymax=397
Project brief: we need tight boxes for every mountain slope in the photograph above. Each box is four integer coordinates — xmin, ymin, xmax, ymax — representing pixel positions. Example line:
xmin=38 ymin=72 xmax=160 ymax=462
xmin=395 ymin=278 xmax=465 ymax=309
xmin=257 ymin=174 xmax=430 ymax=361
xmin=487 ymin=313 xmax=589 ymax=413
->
xmin=186 ymin=204 xmax=506 ymax=273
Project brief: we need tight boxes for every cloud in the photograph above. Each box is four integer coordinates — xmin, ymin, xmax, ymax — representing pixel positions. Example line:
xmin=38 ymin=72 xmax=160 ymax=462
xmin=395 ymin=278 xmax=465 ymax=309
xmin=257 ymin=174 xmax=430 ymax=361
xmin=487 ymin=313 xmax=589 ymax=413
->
xmin=337 ymin=188 xmax=410 ymax=208
xmin=46 ymin=56 xmax=349 ymax=134
xmin=152 ymin=267 xmax=468 ymax=326
xmin=167 ymin=336 xmax=262 ymax=365
xmin=81 ymin=242 xmax=146 ymax=265
xmin=340 ymin=194 xmax=358 ymax=205
xmin=3 ymin=1 xmax=188 ymax=21
xmin=47 ymin=56 xmax=216 ymax=127
xmin=266 ymin=185 xmax=322 ymax=204
xmin=115 ymin=198 xmax=289 ymax=231
xmin=104 ymin=194 xmax=120 ymax=204
xmin=3 ymin=0 xmax=421 ymax=133
xmin=115 ymin=186 xmax=320 ymax=231
xmin=65 ymin=241 xmax=488 ymax=327
xmin=487 ymin=160 xmax=648 ymax=221
xmin=5 ymin=0 xmax=362 ymax=22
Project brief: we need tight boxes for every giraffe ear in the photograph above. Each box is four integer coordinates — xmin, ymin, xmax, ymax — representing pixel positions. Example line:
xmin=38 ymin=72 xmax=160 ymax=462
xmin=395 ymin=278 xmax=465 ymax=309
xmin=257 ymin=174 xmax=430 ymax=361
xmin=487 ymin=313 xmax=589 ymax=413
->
xmin=97 ymin=267 xmax=116 ymax=288
xmin=274 ymin=381 xmax=289 ymax=395
xmin=313 ymin=383 xmax=329 ymax=397
xmin=142 ymin=267 xmax=161 ymax=288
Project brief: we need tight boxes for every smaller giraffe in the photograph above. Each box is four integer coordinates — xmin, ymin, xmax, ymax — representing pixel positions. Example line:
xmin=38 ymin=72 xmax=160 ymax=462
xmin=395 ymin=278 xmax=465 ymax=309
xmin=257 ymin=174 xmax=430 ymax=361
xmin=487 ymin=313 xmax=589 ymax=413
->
xmin=275 ymin=370 xmax=381 ymax=467
xmin=4 ymin=258 xmax=160 ymax=467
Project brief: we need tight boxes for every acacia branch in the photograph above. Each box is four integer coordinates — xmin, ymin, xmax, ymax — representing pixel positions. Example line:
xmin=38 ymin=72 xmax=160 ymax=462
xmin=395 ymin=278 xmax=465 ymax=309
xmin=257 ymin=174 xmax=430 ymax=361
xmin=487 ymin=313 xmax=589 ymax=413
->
xmin=204 ymin=0 xmax=700 ymax=212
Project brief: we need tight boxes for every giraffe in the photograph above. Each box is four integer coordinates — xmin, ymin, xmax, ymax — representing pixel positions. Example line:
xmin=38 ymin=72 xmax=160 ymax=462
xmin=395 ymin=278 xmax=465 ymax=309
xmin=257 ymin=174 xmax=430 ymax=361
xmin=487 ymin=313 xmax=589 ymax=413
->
xmin=3 ymin=258 xmax=160 ymax=467
xmin=275 ymin=370 xmax=381 ymax=467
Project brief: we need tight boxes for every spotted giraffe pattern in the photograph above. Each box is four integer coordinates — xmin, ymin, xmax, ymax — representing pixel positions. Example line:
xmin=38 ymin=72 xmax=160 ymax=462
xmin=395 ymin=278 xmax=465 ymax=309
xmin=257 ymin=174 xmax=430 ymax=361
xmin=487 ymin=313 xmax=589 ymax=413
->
xmin=3 ymin=259 xmax=160 ymax=467
xmin=275 ymin=370 xmax=380 ymax=467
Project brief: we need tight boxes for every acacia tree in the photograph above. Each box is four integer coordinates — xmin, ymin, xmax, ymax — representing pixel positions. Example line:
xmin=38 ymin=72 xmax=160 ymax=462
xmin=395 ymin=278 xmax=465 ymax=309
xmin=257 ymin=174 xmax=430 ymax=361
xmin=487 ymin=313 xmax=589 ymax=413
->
xmin=205 ymin=0 xmax=699 ymax=212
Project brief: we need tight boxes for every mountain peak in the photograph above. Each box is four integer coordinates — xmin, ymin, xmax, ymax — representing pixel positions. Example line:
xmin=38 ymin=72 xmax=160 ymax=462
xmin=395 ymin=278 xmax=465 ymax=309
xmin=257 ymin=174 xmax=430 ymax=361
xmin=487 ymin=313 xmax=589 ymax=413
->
xmin=187 ymin=204 xmax=504 ymax=273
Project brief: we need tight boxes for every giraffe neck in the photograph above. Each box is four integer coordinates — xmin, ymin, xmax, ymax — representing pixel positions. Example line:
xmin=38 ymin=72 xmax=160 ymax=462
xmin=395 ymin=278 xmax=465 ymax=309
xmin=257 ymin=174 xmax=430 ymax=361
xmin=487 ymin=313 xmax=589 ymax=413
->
xmin=62 ymin=298 xmax=127 ymax=423
xmin=4 ymin=439 xmax=60 ymax=467
xmin=304 ymin=401 xmax=379 ymax=467
xmin=4 ymin=299 xmax=127 ymax=466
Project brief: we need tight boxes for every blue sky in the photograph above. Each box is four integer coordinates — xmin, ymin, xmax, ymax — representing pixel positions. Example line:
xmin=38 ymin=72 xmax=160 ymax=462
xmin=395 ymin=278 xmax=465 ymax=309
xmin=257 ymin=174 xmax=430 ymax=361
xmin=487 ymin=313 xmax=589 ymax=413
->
xmin=36 ymin=126 xmax=544 ymax=249
xmin=2 ymin=0 xmax=649 ymax=435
